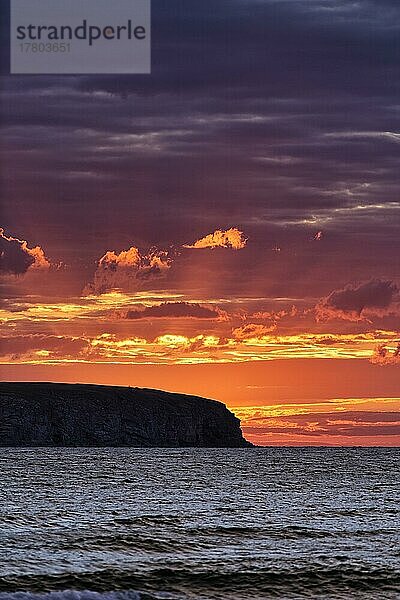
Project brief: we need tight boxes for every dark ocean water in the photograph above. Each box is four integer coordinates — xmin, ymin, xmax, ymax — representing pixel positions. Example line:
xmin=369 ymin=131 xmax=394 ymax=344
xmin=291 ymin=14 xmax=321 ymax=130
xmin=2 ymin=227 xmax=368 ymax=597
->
xmin=0 ymin=448 xmax=399 ymax=600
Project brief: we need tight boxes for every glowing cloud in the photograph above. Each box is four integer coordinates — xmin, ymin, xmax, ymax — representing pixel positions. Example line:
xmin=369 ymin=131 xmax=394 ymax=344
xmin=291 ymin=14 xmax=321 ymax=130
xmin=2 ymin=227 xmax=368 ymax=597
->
xmin=84 ymin=246 xmax=172 ymax=295
xmin=0 ymin=228 xmax=51 ymax=276
xmin=371 ymin=342 xmax=400 ymax=366
xmin=232 ymin=323 xmax=276 ymax=340
xmin=183 ymin=228 xmax=247 ymax=250
xmin=316 ymin=279 xmax=400 ymax=322
xmin=235 ymin=403 xmax=400 ymax=446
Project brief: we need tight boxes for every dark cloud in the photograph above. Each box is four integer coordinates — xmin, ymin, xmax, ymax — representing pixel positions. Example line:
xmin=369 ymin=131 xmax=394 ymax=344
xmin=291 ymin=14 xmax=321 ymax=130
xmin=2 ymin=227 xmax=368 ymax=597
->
xmin=316 ymin=279 xmax=400 ymax=321
xmin=0 ymin=335 xmax=89 ymax=360
xmin=0 ymin=0 xmax=399 ymax=300
xmin=0 ymin=228 xmax=50 ymax=276
xmin=74 ymin=0 xmax=400 ymax=99
xmin=125 ymin=302 xmax=221 ymax=320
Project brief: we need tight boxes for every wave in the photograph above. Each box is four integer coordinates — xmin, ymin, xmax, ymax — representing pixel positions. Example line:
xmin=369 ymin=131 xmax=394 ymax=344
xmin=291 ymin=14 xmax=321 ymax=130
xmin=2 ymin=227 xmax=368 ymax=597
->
xmin=0 ymin=566 xmax=399 ymax=598
xmin=55 ymin=525 xmax=354 ymax=553
xmin=58 ymin=534 xmax=184 ymax=553
xmin=113 ymin=516 xmax=182 ymax=527
xmin=187 ymin=524 xmax=377 ymax=540
xmin=0 ymin=592 xmax=175 ymax=600
xmin=0 ymin=593 xmax=144 ymax=600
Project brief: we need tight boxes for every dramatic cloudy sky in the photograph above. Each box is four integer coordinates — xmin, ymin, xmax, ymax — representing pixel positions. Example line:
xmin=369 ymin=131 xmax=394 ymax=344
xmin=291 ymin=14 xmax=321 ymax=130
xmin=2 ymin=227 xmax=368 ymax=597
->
xmin=1 ymin=0 xmax=399 ymax=445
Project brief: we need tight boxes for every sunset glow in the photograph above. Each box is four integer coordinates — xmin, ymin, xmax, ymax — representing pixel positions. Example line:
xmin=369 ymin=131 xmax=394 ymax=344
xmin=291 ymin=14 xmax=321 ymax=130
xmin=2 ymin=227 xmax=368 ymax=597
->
xmin=1 ymin=0 xmax=399 ymax=447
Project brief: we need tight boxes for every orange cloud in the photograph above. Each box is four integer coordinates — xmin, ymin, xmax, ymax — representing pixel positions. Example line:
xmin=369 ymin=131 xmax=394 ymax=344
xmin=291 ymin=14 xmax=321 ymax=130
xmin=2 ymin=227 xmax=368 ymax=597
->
xmin=232 ymin=323 xmax=277 ymax=340
xmin=183 ymin=227 xmax=247 ymax=250
xmin=233 ymin=399 xmax=400 ymax=446
xmin=251 ymin=306 xmax=298 ymax=322
xmin=0 ymin=228 xmax=51 ymax=276
xmin=84 ymin=246 xmax=172 ymax=295
xmin=371 ymin=342 xmax=400 ymax=366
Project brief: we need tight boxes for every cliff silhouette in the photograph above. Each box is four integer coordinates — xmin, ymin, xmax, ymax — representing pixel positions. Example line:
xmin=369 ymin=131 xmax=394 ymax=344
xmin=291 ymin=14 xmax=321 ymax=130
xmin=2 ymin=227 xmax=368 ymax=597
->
xmin=0 ymin=382 xmax=252 ymax=447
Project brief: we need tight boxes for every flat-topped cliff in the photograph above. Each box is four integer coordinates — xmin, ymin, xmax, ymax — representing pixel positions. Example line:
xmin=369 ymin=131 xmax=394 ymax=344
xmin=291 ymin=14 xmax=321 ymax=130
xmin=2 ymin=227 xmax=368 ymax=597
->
xmin=0 ymin=382 xmax=252 ymax=447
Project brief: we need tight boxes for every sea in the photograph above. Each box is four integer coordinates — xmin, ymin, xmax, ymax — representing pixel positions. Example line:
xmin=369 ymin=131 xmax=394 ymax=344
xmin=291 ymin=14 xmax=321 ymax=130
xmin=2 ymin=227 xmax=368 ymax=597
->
xmin=0 ymin=448 xmax=399 ymax=600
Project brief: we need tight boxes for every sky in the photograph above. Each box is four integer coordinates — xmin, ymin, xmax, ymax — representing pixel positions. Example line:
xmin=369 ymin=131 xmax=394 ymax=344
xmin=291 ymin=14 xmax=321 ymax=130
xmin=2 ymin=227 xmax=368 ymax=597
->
xmin=0 ymin=0 xmax=399 ymax=446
